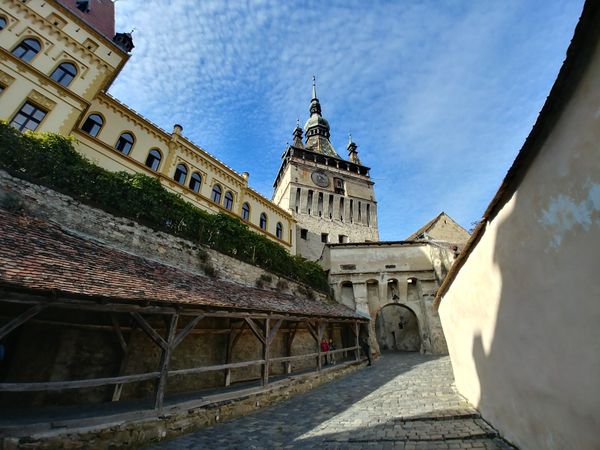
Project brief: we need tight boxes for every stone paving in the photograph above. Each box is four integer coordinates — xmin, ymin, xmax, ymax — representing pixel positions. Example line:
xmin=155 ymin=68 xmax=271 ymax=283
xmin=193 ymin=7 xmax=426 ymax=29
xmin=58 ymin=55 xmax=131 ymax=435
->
xmin=149 ymin=353 xmax=516 ymax=449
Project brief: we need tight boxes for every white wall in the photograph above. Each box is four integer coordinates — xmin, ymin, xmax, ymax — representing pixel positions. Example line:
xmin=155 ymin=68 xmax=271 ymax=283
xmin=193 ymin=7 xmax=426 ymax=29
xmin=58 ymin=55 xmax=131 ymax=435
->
xmin=438 ymin=30 xmax=600 ymax=450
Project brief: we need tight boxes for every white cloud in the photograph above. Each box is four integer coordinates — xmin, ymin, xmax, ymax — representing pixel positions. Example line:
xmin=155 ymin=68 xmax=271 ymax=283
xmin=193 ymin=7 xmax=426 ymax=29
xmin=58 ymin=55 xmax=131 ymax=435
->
xmin=111 ymin=0 xmax=584 ymax=239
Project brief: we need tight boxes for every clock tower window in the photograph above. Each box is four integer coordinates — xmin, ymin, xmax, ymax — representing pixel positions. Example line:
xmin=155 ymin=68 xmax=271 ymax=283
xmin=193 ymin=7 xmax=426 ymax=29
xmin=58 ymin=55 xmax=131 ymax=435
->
xmin=334 ymin=177 xmax=345 ymax=195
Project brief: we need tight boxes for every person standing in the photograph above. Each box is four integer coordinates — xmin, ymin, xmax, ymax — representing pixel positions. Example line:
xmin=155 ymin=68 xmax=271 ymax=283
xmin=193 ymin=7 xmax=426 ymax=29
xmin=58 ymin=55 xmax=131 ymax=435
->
xmin=320 ymin=338 xmax=329 ymax=366
xmin=328 ymin=338 xmax=336 ymax=365
xmin=360 ymin=335 xmax=372 ymax=366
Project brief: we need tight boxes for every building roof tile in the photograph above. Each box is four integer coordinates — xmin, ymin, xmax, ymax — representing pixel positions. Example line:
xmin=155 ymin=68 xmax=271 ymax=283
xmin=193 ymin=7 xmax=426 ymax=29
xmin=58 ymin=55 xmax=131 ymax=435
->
xmin=0 ymin=211 xmax=361 ymax=320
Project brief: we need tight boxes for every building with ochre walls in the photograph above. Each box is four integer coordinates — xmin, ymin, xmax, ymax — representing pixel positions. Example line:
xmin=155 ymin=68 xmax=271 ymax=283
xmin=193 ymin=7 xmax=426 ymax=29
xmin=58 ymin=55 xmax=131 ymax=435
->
xmin=0 ymin=0 xmax=294 ymax=252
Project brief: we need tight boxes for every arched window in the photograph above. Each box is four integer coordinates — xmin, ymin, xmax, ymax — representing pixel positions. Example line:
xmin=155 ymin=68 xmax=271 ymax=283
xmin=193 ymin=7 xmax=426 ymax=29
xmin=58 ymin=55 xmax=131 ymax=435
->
xmin=115 ymin=132 xmax=134 ymax=155
xmin=0 ymin=17 xmax=7 ymax=31
xmin=241 ymin=202 xmax=250 ymax=221
xmin=174 ymin=164 xmax=187 ymax=184
xmin=275 ymin=222 xmax=283 ymax=239
xmin=189 ymin=172 xmax=202 ymax=193
xmin=12 ymin=38 xmax=41 ymax=62
xmin=145 ymin=149 xmax=161 ymax=171
xmin=259 ymin=213 xmax=267 ymax=230
xmin=211 ymin=184 xmax=222 ymax=204
xmin=224 ymin=191 xmax=234 ymax=210
xmin=81 ymin=114 xmax=103 ymax=137
xmin=50 ymin=62 xmax=77 ymax=87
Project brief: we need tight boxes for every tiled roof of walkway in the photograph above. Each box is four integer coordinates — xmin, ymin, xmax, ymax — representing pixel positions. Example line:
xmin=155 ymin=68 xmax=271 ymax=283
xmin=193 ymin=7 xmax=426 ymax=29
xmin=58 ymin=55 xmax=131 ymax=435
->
xmin=0 ymin=211 xmax=362 ymax=320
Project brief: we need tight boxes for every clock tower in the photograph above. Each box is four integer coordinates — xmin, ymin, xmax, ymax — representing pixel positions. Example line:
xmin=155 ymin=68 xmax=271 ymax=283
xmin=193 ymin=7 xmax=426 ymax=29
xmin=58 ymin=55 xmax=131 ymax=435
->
xmin=273 ymin=79 xmax=379 ymax=260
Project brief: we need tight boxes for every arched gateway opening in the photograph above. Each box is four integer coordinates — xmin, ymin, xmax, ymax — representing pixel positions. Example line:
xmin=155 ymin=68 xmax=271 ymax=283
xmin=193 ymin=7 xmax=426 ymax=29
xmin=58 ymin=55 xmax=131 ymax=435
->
xmin=375 ymin=304 xmax=420 ymax=351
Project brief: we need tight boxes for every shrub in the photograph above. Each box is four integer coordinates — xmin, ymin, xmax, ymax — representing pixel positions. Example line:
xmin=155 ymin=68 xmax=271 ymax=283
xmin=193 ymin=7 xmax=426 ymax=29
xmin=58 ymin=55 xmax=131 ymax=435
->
xmin=1 ymin=193 xmax=25 ymax=214
xmin=275 ymin=279 xmax=289 ymax=291
xmin=0 ymin=123 xmax=329 ymax=292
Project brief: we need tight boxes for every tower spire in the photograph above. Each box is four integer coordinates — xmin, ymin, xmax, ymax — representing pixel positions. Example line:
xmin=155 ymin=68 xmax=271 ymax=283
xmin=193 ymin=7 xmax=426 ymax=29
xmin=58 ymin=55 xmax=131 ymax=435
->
xmin=309 ymin=76 xmax=322 ymax=116
xmin=303 ymin=76 xmax=338 ymax=157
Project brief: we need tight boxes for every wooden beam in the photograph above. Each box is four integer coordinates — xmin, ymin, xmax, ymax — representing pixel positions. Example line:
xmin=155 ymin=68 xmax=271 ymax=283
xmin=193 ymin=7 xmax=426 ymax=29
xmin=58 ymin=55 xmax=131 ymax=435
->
xmin=272 ymin=346 xmax=358 ymax=363
xmin=271 ymin=352 xmax=319 ymax=363
xmin=354 ymin=321 xmax=360 ymax=361
xmin=172 ymin=314 xmax=204 ymax=349
xmin=267 ymin=319 xmax=283 ymax=345
xmin=111 ymin=322 xmax=136 ymax=402
xmin=130 ymin=312 xmax=167 ymax=350
xmin=230 ymin=322 xmax=248 ymax=350
xmin=224 ymin=321 xmax=247 ymax=387
xmin=0 ymin=372 xmax=160 ymax=392
xmin=110 ymin=313 xmax=127 ymax=353
xmin=0 ymin=295 xmax=368 ymax=324
xmin=348 ymin=323 xmax=358 ymax=337
xmin=285 ymin=322 xmax=299 ymax=374
xmin=169 ymin=359 xmax=265 ymax=377
xmin=305 ymin=321 xmax=319 ymax=343
xmin=0 ymin=303 xmax=48 ymax=340
xmin=154 ymin=314 xmax=179 ymax=413
xmin=244 ymin=317 xmax=265 ymax=345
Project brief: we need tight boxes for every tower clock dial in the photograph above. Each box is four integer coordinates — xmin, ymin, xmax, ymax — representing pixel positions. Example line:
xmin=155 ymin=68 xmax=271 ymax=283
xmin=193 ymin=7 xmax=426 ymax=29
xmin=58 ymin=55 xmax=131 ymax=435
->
xmin=311 ymin=170 xmax=330 ymax=188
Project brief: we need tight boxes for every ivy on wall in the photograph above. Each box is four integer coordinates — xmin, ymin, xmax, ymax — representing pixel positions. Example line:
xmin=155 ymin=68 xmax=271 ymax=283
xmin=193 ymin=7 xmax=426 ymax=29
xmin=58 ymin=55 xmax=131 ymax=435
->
xmin=0 ymin=123 xmax=329 ymax=292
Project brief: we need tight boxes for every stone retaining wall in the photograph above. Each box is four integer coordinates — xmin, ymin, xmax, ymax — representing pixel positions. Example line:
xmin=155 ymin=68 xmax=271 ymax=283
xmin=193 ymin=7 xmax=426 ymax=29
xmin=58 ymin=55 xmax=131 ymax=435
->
xmin=0 ymin=170 xmax=325 ymax=300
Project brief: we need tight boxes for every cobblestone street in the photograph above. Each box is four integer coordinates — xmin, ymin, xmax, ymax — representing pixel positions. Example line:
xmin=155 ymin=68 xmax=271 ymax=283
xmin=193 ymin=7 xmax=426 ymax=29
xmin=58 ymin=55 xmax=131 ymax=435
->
xmin=150 ymin=353 xmax=516 ymax=449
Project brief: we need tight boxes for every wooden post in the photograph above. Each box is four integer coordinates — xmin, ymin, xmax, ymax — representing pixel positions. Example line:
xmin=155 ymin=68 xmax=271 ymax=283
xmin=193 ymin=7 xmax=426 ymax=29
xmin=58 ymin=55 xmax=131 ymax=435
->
xmin=223 ymin=321 xmax=245 ymax=387
xmin=354 ymin=321 xmax=360 ymax=361
xmin=224 ymin=323 xmax=233 ymax=387
xmin=111 ymin=314 xmax=135 ymax=402
xmin=154 ymin=314 xmax=178 ymax=413
xmin=262 ymin=318 xmax=270 ymax=386
xmin=316 ymin=321 xmax=324 ymax=371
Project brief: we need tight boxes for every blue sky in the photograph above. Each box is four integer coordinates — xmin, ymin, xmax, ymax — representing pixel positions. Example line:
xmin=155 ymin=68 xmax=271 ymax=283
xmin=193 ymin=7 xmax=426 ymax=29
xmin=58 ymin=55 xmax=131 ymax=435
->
xmin=111 ymin=0 xmax=584 ymax=240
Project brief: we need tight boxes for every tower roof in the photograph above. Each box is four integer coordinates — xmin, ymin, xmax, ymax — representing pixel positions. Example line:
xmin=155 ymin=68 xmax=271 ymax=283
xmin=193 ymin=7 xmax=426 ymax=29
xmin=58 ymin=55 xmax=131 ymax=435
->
xmin=304 ymin=77 xmax=339 ymax=158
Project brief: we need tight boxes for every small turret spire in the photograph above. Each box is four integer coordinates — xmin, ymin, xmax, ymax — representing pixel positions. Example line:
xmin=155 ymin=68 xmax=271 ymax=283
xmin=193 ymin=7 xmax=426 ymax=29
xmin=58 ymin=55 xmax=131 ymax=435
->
xmin=347 ymin=133 xmax=361 ymax=165
xmin=292 ymin=119 xmax=304 ymax=149
xmin=312 ymin=75 xmax=317 ymax=100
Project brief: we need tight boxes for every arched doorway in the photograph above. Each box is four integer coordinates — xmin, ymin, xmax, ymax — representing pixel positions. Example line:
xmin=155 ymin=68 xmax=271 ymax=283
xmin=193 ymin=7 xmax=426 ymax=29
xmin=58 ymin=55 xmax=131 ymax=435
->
xmin=375 ymin=304 xmax=420 ymax=351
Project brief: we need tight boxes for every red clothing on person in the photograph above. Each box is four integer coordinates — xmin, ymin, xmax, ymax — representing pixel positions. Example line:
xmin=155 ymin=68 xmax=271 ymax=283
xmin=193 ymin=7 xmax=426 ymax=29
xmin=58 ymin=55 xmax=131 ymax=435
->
xmin=320 ymin=341 xmax=329 ymax=352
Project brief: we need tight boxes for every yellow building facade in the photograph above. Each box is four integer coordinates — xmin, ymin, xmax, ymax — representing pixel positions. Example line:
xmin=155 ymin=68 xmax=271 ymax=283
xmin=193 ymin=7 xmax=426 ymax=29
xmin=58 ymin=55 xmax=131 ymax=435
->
xmin=0 ymin=0 xmax=294 ymax=252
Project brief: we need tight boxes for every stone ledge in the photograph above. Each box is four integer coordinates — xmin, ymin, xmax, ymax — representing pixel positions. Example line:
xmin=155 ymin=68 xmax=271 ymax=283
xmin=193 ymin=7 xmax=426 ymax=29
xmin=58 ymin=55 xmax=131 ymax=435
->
xmin=0 ymin=360 xmax=368 ymax=450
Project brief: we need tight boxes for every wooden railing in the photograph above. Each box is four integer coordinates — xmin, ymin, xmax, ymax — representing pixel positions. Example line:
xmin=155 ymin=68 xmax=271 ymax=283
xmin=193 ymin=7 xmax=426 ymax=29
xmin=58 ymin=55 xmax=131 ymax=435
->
xmin=0 ymin=294 xmax=367 ymax=413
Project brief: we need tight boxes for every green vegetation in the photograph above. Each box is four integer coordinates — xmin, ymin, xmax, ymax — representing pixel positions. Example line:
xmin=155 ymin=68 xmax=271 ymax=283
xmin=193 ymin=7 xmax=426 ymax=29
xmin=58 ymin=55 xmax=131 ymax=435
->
xmin=0 ymin=123 xmax=329 ymax=292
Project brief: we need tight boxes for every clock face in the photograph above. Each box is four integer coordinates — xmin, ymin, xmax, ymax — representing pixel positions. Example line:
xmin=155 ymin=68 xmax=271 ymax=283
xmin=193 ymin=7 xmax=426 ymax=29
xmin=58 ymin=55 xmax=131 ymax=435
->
xmin=311 ymin=170 xmax=330 ymax=188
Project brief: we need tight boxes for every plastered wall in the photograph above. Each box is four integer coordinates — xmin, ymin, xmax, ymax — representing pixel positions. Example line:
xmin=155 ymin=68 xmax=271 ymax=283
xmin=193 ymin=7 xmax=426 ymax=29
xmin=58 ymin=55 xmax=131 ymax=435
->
xmin=324 ymin=243 xmax=450 ymax=355
xmin=438 ymin=35 xmax=600 ymax=450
